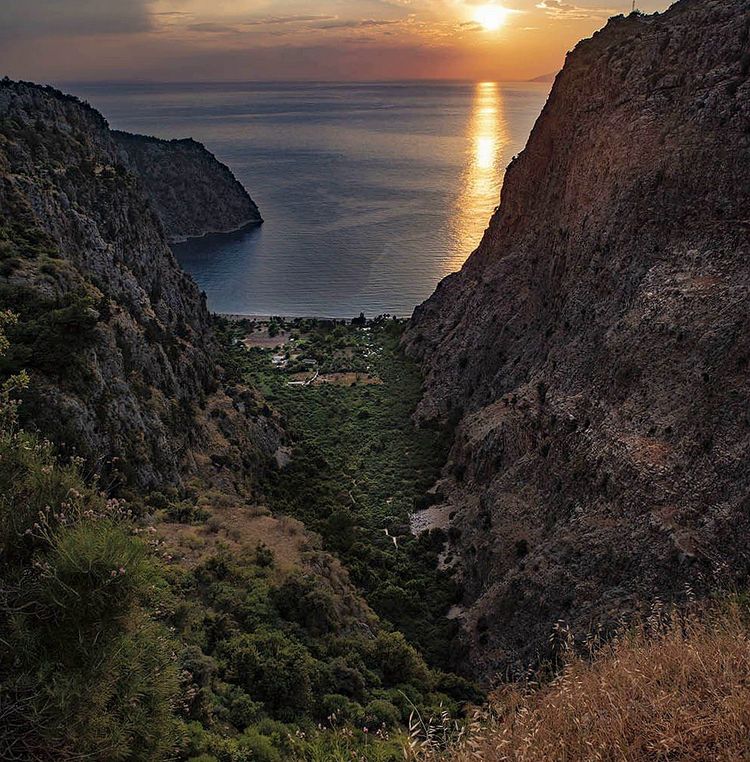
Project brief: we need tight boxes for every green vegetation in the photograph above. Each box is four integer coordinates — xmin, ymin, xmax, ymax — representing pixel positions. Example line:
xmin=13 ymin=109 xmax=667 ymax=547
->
xmin=169 ymin=547 xmax=456 ymax=761
xmin=159 ymin=317 xmax=480 ymax=761
xmin=226 ymin=317 xmax=462 ymax=666
xmin=0 ymin=311 xmax=478 ymax=760
xmin=0 ymin=312 xmax=180 ymax=760
xmin=0 ymin=284 xmax=99 ymax=379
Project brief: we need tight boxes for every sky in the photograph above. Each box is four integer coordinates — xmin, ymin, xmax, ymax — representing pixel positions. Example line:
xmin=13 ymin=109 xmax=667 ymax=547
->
xmin=0 ymin=0 xmax=674 ymax=83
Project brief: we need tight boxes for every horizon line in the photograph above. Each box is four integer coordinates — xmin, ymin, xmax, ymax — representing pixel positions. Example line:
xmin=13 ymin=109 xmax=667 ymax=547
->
xmin=51 ymin=76 xmax=557 ymax=87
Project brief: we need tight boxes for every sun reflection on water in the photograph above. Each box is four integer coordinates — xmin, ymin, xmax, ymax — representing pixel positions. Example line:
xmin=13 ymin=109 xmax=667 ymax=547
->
xmin=449 ymin=82 xmax=509 ymax=272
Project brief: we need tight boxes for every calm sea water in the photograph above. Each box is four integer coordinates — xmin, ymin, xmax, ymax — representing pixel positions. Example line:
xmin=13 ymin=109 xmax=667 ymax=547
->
xmin=66 ymin=82 xmax=550 ymax=318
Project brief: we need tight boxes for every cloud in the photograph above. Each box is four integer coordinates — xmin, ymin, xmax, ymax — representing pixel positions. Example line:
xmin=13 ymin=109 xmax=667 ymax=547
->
xmin=312 ymin=19 xmax=399 ymax=30
xmin=536 ymin=0 xmax=616 ymax=19
xmin=241 ymin=15 xmax=337 ymax=27
xmin=0 ymin=0 xmax=152 ymax=39
xmin=186 ymin=22 xmax=239 ymax=33
xmin=183 ymin=15 xmax=346 ymax=37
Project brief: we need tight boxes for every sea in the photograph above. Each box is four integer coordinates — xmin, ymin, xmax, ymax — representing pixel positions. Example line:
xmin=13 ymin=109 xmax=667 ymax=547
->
xmin=65 ymin=81 xmax=550 ymax=318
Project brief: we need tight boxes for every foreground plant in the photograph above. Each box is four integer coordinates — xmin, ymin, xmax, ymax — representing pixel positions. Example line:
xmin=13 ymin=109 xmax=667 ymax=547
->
xmin=410 ymin=603 xmax=750 ymax=761
xmin=0 ymin=314 xmax=180 ymax=761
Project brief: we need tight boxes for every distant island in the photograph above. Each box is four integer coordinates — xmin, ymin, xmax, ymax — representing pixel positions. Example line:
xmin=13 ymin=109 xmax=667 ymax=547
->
xmin=528 ymin=70 xmax=558 ymax=82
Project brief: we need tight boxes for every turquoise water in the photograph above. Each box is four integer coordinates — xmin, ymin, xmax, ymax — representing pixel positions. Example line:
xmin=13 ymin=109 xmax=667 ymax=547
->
xmin=67 ymin=81 xmax=550 ymax=318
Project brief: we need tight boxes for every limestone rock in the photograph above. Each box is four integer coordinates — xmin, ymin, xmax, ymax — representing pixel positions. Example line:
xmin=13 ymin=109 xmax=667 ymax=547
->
xmin=404 ymin=0 xmax=750 ymax=679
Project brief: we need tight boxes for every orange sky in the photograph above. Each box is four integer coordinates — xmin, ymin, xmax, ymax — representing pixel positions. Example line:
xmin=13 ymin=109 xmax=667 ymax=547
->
xmin=0 ymin=0 xmax=674 ymax=82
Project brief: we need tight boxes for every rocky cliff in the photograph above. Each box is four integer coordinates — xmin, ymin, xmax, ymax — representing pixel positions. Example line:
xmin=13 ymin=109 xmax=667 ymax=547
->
xmin=113 ymin=130 xmax=262 ymax=242
xmin=404 ymin=0 xmax=750 ymax=679
xmin=0 ymin=79 xmax=278 ymax=489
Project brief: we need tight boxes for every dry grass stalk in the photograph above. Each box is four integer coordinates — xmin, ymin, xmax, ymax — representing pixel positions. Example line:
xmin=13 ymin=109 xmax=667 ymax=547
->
xmin=412 ymin=603 xmax=750 ymax=761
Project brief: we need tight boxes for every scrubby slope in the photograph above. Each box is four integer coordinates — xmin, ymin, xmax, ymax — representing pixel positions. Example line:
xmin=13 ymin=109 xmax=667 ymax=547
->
xmin=0 ymin=79 xmax=278 ymax=489
xmin=404 ymin=0 xmax=750 ymax=678
xmin=417 ymin=605 xmax=750 ymax=762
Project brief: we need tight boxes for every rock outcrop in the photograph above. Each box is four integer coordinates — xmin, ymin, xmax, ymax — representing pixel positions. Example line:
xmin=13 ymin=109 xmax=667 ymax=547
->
xmin=113 ymin=130 xmax=262 ymax=242
xmin=404 ymin=0 xmax=750 ymax=679
xmin=0 ymin=79 xmax=278 ymax=489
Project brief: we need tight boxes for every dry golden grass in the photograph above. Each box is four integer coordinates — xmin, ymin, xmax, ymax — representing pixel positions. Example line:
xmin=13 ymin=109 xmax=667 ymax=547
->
xmin=157 ymin=500 xmax=312 ymax=578
xmin=410 ymin=604 xmax=750 ymax=762
xmin=312 ymin=371 xmax=383 ymax=386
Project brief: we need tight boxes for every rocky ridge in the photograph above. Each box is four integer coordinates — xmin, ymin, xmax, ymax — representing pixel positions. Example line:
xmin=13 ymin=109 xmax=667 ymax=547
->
xmin=114 ymin=130 xmax=262 ymax=242
xmin=404 ymin=0 xmax=750 ymax=678
xmin=0 ymin=79 xmax=278 ymax=489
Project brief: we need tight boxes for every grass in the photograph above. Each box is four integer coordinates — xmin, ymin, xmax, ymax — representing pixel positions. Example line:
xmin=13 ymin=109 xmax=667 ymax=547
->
xmin=410 ymin=602 xmax=750 ymax=762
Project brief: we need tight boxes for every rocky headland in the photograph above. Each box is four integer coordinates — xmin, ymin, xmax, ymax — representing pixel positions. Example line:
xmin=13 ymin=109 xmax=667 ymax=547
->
xmin=113 ymin=130 xmax=262 ymax=242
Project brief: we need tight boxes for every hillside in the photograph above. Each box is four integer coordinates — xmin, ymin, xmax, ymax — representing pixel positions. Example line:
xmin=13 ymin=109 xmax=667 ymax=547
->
xmin=113 ymin=131 xmax=262 ymax=242
xmin=0 ymin=79 xmax=276 ymax=490
xmin=0 ymin=79 xmax=475 ymax=761
xmin=404 ymin=0 xmax=750 ymax=679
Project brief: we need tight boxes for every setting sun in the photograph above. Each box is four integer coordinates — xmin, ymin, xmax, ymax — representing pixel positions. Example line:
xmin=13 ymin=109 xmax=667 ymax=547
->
xmin=473 ymin=4 xmax=510 ymax=32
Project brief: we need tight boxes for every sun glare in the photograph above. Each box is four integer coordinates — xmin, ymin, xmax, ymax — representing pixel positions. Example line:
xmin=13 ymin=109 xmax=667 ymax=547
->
xmin=473 ymin=4 xmax=510 ymax=32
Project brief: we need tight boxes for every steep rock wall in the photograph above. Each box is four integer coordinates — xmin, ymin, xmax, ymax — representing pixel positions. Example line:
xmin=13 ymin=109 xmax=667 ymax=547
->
xmin=0 ymin=79 xmax=278 ymax=489
xmin=404 ymin=0 xmax=750 ymax=678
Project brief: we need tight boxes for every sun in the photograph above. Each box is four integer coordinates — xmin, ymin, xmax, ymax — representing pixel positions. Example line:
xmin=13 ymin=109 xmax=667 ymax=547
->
xmin=473 ymin=4 xmax=510 ymax=32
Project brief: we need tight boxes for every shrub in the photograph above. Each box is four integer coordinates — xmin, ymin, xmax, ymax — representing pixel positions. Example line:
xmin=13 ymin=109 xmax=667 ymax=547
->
xmin=321 ymin=693 xmax=365 ymax=724
xmin=227 ymin=687 xmax=263 ymax=729
xmin=364 ymin=699 xmax=401 ymax=728
xmin=236 ymin=728 xmax=283 ymax=762
xmin=271 ymin=572 xmax=339 ymax=636
xmin=221 ymin=629 xmax=321 ymax=720
xmin=370 ymin=631 xmax=431 ymax=687
xmin=167 ymin=499 xmax=210 ymax=524
xmin=255 ymin=541 xmax=275 ymax=567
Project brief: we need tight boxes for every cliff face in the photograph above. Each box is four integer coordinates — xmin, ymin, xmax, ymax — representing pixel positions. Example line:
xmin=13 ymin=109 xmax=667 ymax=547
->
xmin=113 ymin=131 xmax=262 ymax=242
xmin=0 ymin=79 xmax=278 ymax=489
xmin=404 ymin=0 xmax=750 ymax=678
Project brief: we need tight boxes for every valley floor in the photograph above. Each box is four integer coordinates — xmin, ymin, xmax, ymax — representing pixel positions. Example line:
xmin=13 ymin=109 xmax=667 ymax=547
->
xmin=156 ymin=315 xmax=479 ymax=760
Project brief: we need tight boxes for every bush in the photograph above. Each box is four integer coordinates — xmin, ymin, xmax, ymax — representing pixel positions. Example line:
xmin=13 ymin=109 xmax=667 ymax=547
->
xmin=321 ymin=693 xmax=365 ymax=724
xmin=227 ymin=687 xmax=263 ymax=729
xmin=271 ymin=572 xmax=339 ymax=636
xmin=364 ymin=699 xmax=401 ymax=728
xmin=166 ymin=499 xmax=210 ymax=524
xmin=236 ymin=728 xmax=283 ymax=762
xmin=37 ymin=520 xmax=155 ymax=646
xmin=369 ymin=631 xmax=431 ymax=687
xmin=221 ymin=629 xmax=322 ymax=720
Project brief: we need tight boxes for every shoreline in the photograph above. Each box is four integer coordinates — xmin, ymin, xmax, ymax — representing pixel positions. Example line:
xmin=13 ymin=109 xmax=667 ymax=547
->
xmin=219 ymin=312 xmax=409 ymax=322
xmin=168 ymin=217 xmax=262 ymax=245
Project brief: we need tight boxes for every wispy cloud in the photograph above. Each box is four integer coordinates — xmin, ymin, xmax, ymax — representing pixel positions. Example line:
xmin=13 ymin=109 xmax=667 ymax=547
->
xmin=536 ymin=0 xmax=616 ymax=20
xmin=242 ymin=15 xmax=338 ymax=27
xmin=312 ymin=19 xmax=399 ymax=30
xmin=187 ymin=22 xmax=239 ymax=33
